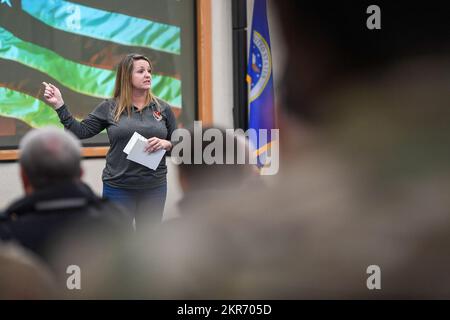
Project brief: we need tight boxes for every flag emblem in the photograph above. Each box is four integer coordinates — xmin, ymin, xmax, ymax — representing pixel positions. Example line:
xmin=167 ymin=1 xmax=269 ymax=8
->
xmin=249 ymin=31 xmax=272 ymax=102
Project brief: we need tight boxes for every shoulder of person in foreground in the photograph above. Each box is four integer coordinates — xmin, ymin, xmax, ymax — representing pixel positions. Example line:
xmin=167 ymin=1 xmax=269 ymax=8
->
xmin=0 ymin=242 xmax=59 ymax=299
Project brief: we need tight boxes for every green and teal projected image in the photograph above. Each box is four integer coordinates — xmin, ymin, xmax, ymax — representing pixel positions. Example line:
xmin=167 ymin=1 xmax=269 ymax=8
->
xmin=0 ymin=0 xmax=196 ymax=149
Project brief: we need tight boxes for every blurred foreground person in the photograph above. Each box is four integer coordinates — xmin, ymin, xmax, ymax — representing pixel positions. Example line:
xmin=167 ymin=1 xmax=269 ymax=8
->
xmin=0 ymin=243 xmax=57 ymax=299
xmin=79 ymin=1 xmax=450 ymax=298
xmin=172 ymin=126 xmax=259 ymax=218
xmin=0 ymin=127 xmax=131 ymax=294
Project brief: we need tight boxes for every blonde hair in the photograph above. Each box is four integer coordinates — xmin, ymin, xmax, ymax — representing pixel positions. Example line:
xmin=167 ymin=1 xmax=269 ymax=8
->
xmin=113 ymin=53 xmax=160 ymax=122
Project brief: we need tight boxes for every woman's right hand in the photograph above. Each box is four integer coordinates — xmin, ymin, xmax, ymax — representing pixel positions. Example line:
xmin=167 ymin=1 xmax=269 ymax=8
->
xmin=42 ymin=82 xmax=64 ymax=109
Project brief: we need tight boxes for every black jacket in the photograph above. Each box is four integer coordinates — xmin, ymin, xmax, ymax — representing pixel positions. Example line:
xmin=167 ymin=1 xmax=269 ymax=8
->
xmin=0 ymin=182 xmax=132 ymax=273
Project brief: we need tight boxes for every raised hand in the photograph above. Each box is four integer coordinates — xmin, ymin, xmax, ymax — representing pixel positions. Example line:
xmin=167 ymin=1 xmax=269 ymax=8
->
xmin=42 ymin=82 xmax=64 ymax=109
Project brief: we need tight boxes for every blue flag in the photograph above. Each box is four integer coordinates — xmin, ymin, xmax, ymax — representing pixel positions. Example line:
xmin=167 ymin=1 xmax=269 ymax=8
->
xmin=248 ymin=0 xmax=275 ymax=168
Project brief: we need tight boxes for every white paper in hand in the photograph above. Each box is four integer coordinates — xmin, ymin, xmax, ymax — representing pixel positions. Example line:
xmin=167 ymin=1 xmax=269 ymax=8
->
xmin=126 ymin=138 xmax=166 ymax=170
xmin=123 ymin=132 xmax=147 ymax=155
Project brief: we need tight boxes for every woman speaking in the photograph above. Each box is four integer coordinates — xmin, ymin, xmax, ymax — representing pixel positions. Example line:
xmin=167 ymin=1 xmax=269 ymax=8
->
xmin=43 ymin=53 xmax=177 ymax=227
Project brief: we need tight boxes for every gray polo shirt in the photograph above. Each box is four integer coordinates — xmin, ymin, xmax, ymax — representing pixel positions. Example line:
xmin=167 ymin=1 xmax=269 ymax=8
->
xmin=56 ymin=98 xmax=177 ymax=189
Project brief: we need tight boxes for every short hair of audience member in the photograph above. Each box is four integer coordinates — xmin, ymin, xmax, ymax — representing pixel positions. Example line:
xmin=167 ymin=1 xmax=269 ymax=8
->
xmin=176 ymin=126 xmax=256 ymax=193
xmin=19 ymin=127 xmax=82 ymax=190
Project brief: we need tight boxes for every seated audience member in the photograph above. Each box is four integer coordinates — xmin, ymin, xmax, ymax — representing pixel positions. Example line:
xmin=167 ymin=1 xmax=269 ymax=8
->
xmin=0 ymin=127 xmax=132 ymax=287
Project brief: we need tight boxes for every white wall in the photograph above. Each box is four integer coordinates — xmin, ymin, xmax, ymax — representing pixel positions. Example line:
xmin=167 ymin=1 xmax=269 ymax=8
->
xmin=0 ymin=157 xmax=183 ymax=220
xmin=211 ymin=0 xmax=234 ymax=129
xmin=0 ymin=158 xmax=105 ymax=208
xmin=0 ymin=162 xmax=22 ymax=206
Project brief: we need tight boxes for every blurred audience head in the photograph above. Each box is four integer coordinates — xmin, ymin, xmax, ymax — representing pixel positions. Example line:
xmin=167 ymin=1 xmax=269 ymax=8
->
xmin=0 ymin=243 xmax=58 ymax=299
xmin=19 ymin=127 xmax=82 ymax=194
xmin=175 ymin=126 xmax=257 ymax=194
